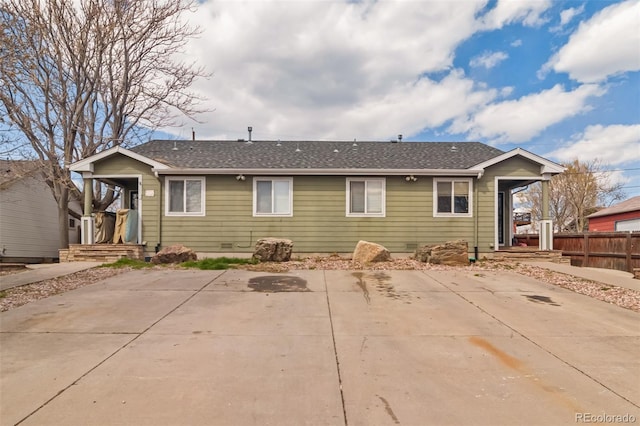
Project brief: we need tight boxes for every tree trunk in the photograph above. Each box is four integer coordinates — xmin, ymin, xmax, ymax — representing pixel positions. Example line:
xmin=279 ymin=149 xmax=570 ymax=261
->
xmin=57 ymin=186 xmax=70 ymax=249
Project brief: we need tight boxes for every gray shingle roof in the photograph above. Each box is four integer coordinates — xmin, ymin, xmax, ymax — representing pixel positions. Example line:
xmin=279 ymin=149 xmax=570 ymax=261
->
xmin=129 ymin=140 xmax=504 ymax=170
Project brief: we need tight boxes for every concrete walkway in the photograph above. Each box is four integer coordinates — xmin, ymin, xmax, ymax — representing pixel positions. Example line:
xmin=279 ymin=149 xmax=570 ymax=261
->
xmin=1 ymin=268 xmax=638 ymax=425
xmin=523 ymin=261 xmax=640 ymax=292
xmin=0 ymin=262 xmax=102 ymax=291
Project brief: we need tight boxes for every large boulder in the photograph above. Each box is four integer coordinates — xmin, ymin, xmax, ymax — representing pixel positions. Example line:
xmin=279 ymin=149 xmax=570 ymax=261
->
xmin=352 ymin=240 xmax=391 ymax=263
xmin=414 ymin=240 xmax=469 ymax=266
xmin=151 ymin=244 xmax=197 ymax=264
xmin=253 ymin=238 xmax=293 ymax=262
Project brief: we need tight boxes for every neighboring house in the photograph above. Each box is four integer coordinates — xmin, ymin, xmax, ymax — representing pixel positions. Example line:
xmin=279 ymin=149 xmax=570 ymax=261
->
xmin=69 ymin=140 xmax=564 ymax=258
xmin=513 ymin=207 xmax=534 ymax=235
xmin=0 ymin=160 xmax=81 ymax=262
xmin=587 ymin=196 xmax=640 ymax=232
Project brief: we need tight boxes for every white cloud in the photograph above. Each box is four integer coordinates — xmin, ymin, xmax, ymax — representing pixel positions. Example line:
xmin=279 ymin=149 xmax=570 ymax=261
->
xmin=479 ymin=0 xmax=551 ymax=29
xmin=470 ymin=51 xmax=509 ymax=69
xmin=549 ymin=4 xmax=585 ymax=33
xmin=542 ymin=0 xmax=640 ymax=82
xmin=333 ymin=70 xmax=498 ymax=140
xmin=500 ymin=87 xmax=514 ymax=97
xmin=547 ymin=124 xmax=640 ymax=165
xmin=163 ymin=0 xmax=630 ymax=159
xmin=559 ymin=4 xmax=585 ymax=26
xmin=449 ymin=84 xmax=605 ymax=143
xmin=510 ymin=39 xmax=522 ymax=47
xmin=179 ymin=0 xmax=491 ymax=140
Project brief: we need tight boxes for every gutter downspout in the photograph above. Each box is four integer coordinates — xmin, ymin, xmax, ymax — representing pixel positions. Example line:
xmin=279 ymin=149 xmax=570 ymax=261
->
xmin=154 ymin=170 xmax=162 ymax=253
xmin=474 ymin=170 xmax=484 ymax=261
xmin=474 ymin=179 xmax=479 ymax=261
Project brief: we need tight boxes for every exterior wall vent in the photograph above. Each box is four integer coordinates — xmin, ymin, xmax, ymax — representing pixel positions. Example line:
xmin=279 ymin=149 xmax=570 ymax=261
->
xmin=220 ymin=242 xmax=233 ymax=249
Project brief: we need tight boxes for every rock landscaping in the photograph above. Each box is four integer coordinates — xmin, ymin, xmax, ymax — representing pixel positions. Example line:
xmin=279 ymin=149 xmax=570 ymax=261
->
xmin=151 ymin=244 xmax=198 ymax=264
xmin=351 ymin=240 xmax=391 ymax=263
xmin=252 ymin=238 xmax=294 ymax=262
xmin=414 ymin=240 xmax=469 ymax=266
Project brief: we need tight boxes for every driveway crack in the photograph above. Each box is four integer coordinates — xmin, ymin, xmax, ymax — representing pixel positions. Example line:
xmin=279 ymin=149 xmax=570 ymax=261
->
xmin=323 ymin=270 xmax=349 ymax=426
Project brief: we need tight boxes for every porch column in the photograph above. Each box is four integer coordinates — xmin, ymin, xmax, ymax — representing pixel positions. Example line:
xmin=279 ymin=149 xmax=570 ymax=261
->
xmin=541 ymin=178 xmax=550 ymax=221
xmin=539 ymin=176 xmax=553 ymax=250
xmin=81 ymin=175 xmax=95 ymax=245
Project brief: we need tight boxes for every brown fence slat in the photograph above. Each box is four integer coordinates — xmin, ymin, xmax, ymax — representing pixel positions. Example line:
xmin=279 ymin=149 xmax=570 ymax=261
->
xmin=514 ymin=232 xmax=640 ymax=273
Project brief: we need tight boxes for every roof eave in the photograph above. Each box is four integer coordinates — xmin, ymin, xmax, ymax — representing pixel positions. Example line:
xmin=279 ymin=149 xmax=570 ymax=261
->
xmin=472 ymin=148 xmax=565 ymax=174
xmin=152 ymin=167 xmax=484 ymax=177
xmin=70 ymin=146 xmax=171 ymax=173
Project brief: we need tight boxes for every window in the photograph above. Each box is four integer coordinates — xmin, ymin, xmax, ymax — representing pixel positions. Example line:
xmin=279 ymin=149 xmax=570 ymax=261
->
xmin=346 ymin=178 xmax=385 ymax=217
xmin=165 ymin=177 xmax=205 ymax=216
xmin=434 ymin=178 xmax=472 ymax=217
xmin=253 ymin=178 xmax=293 ymax=216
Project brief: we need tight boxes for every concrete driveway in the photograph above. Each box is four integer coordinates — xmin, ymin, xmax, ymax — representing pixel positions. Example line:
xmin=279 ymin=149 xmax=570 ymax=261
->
xmin=1 ymin=268 xmax=638 ymax=425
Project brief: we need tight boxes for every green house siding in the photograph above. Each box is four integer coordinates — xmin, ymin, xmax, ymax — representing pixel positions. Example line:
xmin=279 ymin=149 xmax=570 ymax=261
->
xmin=158 ymin=175 xmax=480 ymax=254
xmin=87 ymin=153 xmax=549 ymax=256
xmin=475 ymin=175 xmax=496 ymax=253
xmin=92 ymin=154 xmax=161 ymax=257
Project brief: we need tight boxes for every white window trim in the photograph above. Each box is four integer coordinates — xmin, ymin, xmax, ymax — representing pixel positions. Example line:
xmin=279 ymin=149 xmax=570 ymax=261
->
xmin=346 ymin=177 xmax=386 ymax=217
xmin=164 ymin=176 xmax=206 ymax=217
xmin=433 ymin=178 xmax=473 ymax=218
xmin=253 ymin=177 xmax=293 ymax=217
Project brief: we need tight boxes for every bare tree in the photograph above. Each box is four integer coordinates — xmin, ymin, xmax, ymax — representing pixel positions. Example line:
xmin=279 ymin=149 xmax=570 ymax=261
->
xmin=521 ymin=159 xmax=626 ymax=232
xmin=0 ymin=0 xmax=208 ymax=248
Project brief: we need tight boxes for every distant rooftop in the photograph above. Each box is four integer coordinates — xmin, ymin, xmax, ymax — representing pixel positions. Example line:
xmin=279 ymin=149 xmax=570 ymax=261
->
xmin=129 ymin=140 xmax=505 ymax=170
xmin=587 ymin=196 xmax=640 ymax=218
xmin=0 ymin=159 xmax=41 ymax=187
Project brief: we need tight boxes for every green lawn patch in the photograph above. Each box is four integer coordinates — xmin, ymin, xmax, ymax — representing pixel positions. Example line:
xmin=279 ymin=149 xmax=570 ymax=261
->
xmin=100 ymin=258 xmax=152 ymax=269
xmin=181 ymin=257 xmax=257 ymax=270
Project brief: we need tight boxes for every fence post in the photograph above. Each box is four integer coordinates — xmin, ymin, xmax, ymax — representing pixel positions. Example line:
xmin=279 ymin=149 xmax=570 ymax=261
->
xmin=583 ymin=234 xmax=589 ymax=267
xmin=626 ymin=233 xmax=632 ymax=273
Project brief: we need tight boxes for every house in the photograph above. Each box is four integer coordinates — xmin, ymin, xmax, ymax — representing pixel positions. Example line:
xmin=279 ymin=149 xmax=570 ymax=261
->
xmin=0 ymin=160 xmax=82 ymax=262
xmin=587 ymin=196 xmax=640 ymax=232
xmin=69 ymin=140 xmax=564 ymax=259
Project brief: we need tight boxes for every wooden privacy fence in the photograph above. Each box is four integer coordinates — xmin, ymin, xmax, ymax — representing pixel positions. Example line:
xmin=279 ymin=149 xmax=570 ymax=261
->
xmin=514 ymin=232 xmax=640 ymax=273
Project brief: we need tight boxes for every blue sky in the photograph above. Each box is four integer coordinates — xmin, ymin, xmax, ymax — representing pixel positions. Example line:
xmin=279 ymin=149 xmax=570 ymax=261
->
xmin=167 ymin=0 xmax=640 ymax=197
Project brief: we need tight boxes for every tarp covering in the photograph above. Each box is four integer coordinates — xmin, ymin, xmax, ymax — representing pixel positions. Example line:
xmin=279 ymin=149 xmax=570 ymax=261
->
xmin=94 ymin=211 xmax=115 ymax=243
xmin=125 ymin=209 xmax=138 ymax=243
xmin=112 ymin=209 xmax=138 ymax=244
xmin=113 ymin=209 xmax=128 ymax=244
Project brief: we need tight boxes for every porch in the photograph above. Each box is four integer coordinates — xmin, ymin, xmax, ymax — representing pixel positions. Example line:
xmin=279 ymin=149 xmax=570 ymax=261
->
xmin=492 ymin=246 xmax=567 ymax=263
xmin=60 ymin=244 xmax=144 ymax=263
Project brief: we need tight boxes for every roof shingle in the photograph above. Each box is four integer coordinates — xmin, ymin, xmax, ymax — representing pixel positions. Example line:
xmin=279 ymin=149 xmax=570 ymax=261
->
xmin=129 ymin=140 xmax=505 ymax=170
